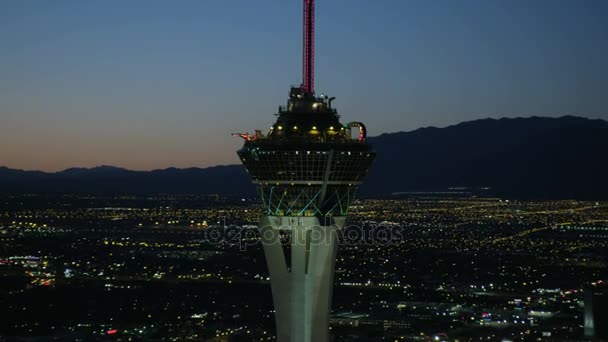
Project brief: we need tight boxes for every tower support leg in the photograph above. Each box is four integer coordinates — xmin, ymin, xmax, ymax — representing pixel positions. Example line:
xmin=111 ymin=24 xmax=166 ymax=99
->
xmin=259 ymin=216 xmax=345 ymax=342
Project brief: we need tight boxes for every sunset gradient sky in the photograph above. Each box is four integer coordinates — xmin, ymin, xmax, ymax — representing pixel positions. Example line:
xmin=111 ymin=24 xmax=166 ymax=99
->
xmin=1 ymin=0 xmax=607 ymax=171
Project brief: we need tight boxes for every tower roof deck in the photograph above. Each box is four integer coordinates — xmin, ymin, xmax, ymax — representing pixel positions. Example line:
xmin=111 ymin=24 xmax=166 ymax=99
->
xmin=237 ymin=90 xmax=370 ymax=146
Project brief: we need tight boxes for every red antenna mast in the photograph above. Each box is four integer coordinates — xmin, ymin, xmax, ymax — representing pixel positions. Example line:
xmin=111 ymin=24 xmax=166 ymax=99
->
xmin=302 ymin=0 xmax=315 ymax=95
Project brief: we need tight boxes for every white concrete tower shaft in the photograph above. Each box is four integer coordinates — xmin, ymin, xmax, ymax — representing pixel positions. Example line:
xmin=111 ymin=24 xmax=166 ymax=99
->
xmin=259 ymin=215 xmax=346 ymax=342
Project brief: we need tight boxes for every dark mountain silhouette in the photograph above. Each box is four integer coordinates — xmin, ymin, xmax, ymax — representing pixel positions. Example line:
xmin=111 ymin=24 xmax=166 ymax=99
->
xmin=360 ymin=115 xmax=608 ymax=199
xmin=1 ymin=116 xmax=607 ymax=199
xmin=0 ymin=165 xmax=255 ymax=196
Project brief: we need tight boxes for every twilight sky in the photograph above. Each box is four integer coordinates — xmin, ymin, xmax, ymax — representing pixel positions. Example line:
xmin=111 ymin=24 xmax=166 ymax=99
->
xmin=1 ymin=0 xmax=607 ymax=171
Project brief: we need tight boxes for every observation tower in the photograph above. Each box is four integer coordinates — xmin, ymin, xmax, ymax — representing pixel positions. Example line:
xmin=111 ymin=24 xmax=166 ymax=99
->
xmin=234 ymin=1 xmax=375 ymax=341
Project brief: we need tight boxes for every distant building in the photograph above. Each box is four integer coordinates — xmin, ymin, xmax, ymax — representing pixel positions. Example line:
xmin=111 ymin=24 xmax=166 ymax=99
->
xmin=330 ymin=312 xmax=411 ymax=330
xmin=584 ymin=282 xmax=608 ymax=339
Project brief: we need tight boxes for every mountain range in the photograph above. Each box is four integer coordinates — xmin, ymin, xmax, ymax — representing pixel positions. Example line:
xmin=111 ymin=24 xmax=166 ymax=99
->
xmin=2 ymin=116 xmax=607 ymax=199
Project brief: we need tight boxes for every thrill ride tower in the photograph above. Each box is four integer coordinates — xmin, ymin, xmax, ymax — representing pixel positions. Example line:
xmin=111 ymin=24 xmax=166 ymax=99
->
xmin=235 ymin=0 xmax=375 ymax=341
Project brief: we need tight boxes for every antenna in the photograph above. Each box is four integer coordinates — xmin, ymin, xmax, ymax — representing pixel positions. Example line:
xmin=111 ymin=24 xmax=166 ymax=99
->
xmin=302 ymin=0 xmax=315 ymax=95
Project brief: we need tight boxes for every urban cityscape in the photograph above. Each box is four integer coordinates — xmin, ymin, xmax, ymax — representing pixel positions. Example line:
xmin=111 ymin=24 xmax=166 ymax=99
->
xmin=2 ymin=0 xmax=607 ymax=341
xmin=1 ymin=194 xmax=606 ymax=340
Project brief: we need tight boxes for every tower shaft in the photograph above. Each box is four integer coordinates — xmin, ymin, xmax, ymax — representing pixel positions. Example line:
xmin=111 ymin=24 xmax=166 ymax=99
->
xmin=303 ymin=0 xmax=315 ymax=94
xmin=259 ymin=216 xmax=345 ymax=342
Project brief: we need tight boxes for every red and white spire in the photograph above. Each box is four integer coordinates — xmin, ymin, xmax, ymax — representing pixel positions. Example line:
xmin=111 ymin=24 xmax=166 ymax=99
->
xmin=302 ymin=0 xmax=315 ymax=95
